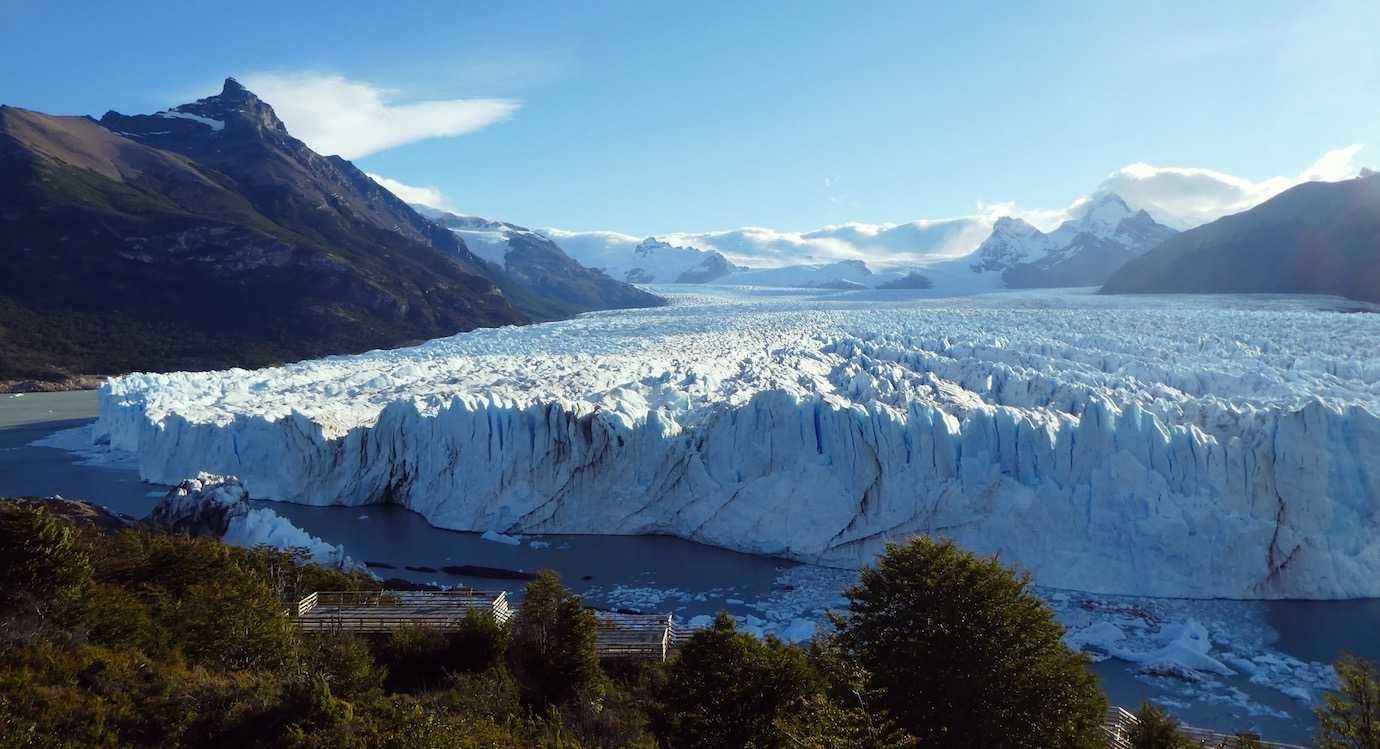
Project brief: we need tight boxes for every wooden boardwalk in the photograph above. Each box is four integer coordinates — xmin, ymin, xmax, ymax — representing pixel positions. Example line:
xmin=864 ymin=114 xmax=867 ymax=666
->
xmin=290 ymin=590 xmax=678 ymax=661
xmin=1102 ymin=706 xmax=1308 ymax=749
xmin=595 ymin=612 xmax=675 ymax=661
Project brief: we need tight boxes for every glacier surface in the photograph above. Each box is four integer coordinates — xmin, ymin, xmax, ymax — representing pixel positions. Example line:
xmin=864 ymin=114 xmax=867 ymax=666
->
xmin=95 ymin=286 xmax=1380 ymax=598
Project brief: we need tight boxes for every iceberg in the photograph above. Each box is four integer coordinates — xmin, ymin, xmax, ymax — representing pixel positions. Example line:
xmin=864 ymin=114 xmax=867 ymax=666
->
xmin=97 ymin=287 xmax=1380 ymax=598
xmin=149 ymin=473 xmax=356 ymax=569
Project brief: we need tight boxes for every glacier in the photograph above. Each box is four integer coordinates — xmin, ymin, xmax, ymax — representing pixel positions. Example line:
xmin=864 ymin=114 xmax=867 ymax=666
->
xmin=95 ymin=286 xmax=1380 ymax=599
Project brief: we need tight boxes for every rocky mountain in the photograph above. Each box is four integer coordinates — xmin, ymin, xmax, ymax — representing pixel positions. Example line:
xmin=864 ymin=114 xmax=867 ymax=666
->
xmin=546 ymin=233 xmax=739 ymax=285
xmin=416 ymin=207 xmax=664 ymax=313
xmin=0 ymin=79 xmax=659 ymax=384
xmin=970 ymin=193 xmax=1178 ymax=287
xmin=1102 ymin=172 xmax=1380 ymax=302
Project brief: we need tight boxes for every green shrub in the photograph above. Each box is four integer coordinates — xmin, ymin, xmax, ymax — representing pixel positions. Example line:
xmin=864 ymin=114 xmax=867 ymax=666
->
xmin=82 ymin=581 xmax=157 ymax=652
xmin=0 ymin=505 xmax=92 ymax=625
xmin=836 ymin=536 xmax=1107 ymax=749
xmin=651 ymin=612 xmax=818 ymax=749
xmin=378 ymin=625 xmax=452 ymax=693
xmin=173 ymin=573 xmax=299 ymax=673
xmin=303 ymin=632 xmax=386 ymax=700
xmin=448 ymin=607 xmax=511 ymax=674
xmin=1317 ymin=654 xmax=1380 ymax=749
xmin=508 ymin=570 xmax=602 ymax=710
xmin=1128 ymin=701 xmax=1192 ymax=749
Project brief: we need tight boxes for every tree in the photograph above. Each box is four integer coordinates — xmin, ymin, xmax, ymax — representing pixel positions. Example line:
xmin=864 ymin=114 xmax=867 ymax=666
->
xmin=1317 ymin=654 xmax=1380 ymax=749
xmin=508 ymin=570 xmax=602 ymax=710
xmin=0 ymin=504 xmax=92 ymax=625
xmin=447 ymin=607 xmax=510 ymax=674
xmin=835 ymin=536 xmax=1107 ymax=749
xmin=1128 ymin=701 xmax=1192 ymax=749
xmin=652 ymin=612 xmax=819 ymax=749
xmin=777 ymin=636 xmax=917 ymax=749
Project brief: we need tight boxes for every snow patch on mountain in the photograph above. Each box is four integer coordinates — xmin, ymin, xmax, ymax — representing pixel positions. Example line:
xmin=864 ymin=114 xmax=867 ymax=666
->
xmin=156 ymin=109 xmax=225 ymax=131
xmin=96 ymin=287 xmax=1380 ymax=599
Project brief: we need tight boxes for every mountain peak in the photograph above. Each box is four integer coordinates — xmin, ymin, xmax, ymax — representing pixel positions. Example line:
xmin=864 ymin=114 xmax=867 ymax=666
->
xmin=1078 ymin=192 xmax=1132 ymax=222
xmin=221 ymin=77 xmax=246 ymax=95
xmin=992 ymin=215 xmax=1040 ymax=235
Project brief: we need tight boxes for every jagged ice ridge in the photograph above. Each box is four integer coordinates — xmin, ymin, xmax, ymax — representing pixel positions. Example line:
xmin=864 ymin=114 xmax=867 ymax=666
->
xmin=95 ymin=287 xmax=1380 ymax=598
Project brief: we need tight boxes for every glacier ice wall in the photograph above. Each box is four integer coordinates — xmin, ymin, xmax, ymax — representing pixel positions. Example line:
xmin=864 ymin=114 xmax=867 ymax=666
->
xmin=96 ymin=288 xmax=1380 ymax=598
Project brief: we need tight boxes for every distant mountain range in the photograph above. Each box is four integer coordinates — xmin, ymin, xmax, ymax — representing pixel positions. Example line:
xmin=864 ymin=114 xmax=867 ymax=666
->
xmin=1102 ymin=171 xmax=1380 ymax=302
xmin=0 ymin=79 xmax=659 ymax=384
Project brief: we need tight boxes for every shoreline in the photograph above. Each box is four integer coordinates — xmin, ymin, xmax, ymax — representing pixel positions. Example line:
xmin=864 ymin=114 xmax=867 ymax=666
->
xmin=0 ymin=378 xmax=103 ymax=394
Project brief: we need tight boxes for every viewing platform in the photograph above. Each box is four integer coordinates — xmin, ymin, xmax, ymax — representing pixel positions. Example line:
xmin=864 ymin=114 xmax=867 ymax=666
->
xmin=1101 ymin=706 xmax=1307 ymax=749
xmin=290 ymin=590 xmax=679 ymax=661
xmin=595 ymin=612 xmax=677 ymax=661
xmin=291 ymin=590 xmax=514 ymax=632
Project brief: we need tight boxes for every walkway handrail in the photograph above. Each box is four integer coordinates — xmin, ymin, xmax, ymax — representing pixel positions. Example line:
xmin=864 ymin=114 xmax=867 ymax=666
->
xmin=1102 ymin=705 xmax=1308 ymax=749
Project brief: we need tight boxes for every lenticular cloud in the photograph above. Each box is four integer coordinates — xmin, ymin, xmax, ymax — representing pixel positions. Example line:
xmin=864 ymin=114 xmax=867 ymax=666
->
xmin=239 ymin=72 xmax=518 ymax=159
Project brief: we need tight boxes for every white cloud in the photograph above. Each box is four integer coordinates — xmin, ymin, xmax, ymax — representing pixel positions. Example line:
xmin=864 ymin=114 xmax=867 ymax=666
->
xmin=1095 ymin=145 xmax=1365 ymax=229
xmin=239 ymin=72 xmax=519 ymax=159
xmin=366 ymin=173 xmax=453 ymax=210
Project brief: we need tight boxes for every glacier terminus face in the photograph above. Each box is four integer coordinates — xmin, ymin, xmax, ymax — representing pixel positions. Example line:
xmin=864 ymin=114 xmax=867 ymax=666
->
xmin=95 ymin=286 xmax=1380 ymax=599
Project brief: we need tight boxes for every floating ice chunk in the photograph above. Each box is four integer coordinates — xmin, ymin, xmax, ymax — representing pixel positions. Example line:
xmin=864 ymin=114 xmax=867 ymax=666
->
xmin=482 ymin=530 xmax=522 ymax=546
xmin=1064 ymin=621 xmax=1127 ymax=660
xmin=779 ymin=618 xmax=817 ymax=643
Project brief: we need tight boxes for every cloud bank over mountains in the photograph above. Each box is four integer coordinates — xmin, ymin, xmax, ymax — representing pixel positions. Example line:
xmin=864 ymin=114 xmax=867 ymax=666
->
xmin=1095 ymin=145 xmax=1366 ymax=229
xmin=372 ymin=145 xmax=1367 ymax=270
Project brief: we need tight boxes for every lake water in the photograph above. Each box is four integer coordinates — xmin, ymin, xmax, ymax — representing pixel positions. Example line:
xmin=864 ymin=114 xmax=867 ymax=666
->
xmin=4 ymin=390 xmax=1375 ymax=744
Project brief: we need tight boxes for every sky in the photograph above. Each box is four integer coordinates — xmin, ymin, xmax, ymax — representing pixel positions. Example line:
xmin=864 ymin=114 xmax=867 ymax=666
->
xmin=2 ymin=0 xmax=1377 ymax=237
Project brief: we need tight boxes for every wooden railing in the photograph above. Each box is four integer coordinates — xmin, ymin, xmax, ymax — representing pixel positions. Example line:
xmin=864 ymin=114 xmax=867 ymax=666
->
xmin=595 ymin=612 xmax=675 ymax=661
xmin=291 ymin=589 xmax=512 ymax=632
xmin=1102 ymin=706 xmax=1308 ymax=749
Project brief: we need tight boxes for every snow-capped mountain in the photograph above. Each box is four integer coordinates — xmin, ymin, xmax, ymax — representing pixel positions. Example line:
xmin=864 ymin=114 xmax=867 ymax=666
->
xmin=545 ymin=217 xmax=990 ymax=282
xmin=525 ymin=195 xmax=1173 ymax=293
xmin=626 ymin=238 xmax=740 ymax=284
xmin=413 ymin=206 xmax=665 ymax=315
xmin=970 ymin=193 xmax=1177 ymax=287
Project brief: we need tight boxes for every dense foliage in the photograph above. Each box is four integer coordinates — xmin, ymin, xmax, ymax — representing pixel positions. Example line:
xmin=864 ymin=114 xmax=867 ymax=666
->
xmin=835 ymin=536 xmax=1108 ymax=748
xmin=3 ymin=504 xmax=1307 ymax=747
xmin=1317 ymin=654 xmax=1380 ymax=749
xmin=1128 ymin=702 xmax=1194 ymax=749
